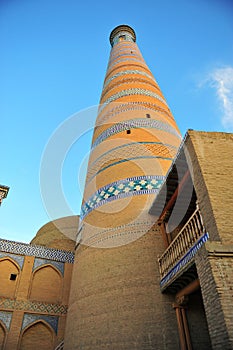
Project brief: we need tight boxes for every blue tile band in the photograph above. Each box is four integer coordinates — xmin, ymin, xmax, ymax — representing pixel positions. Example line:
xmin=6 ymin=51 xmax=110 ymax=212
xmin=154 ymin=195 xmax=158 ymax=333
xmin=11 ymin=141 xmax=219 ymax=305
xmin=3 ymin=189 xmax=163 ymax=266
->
xmin=92 ymin=118 xmax=181 ymax=149
xmin=81 ymin=175 xmax=165 ymax=220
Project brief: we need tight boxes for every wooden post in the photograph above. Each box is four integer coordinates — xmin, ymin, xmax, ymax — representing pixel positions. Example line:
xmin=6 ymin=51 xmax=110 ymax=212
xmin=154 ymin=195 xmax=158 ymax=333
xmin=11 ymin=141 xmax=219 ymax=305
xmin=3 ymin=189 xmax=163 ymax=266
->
xmin=181 ymin=308 xmax=192 ymax=350
xmin=159 ymin=221 xmax=169 ymax=248
xmin=173 ymin=304 xmax=187 ymax=350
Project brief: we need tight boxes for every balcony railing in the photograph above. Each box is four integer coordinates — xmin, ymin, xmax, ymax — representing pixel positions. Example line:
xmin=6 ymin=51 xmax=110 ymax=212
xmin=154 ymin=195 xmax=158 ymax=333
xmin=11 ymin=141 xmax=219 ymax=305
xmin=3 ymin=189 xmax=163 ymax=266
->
xmin=158 ymin=205 xmax=209 ymax=288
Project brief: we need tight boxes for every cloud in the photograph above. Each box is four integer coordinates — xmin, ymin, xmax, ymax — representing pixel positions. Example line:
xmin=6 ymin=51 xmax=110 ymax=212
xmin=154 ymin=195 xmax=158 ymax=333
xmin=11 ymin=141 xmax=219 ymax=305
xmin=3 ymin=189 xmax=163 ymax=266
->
xmin=206 ymin=66 xmax=233 ymax=131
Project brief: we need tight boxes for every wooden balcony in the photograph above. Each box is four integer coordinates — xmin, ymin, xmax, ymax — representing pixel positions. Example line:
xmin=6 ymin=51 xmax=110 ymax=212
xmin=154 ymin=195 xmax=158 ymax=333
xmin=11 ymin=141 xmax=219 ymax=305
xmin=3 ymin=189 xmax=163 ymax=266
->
xmin=158 ymin=204 xmax=209 ymax=291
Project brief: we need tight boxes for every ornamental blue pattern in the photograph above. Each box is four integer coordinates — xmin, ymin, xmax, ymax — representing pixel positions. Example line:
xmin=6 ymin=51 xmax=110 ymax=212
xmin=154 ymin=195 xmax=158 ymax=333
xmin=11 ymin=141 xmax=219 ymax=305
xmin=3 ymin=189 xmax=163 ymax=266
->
xmin=92 ymin=118 xmax=181 ymax=149
xmin=0 ymin=311 xmax=12 ymax=330
xmin=112 ymin=32 xmax=135 ymax=46
xmin=99 ymin=88 xmax=167 ymax=113
xmin=0 ymin=252 xmax=25 ymax=269
xmin=103 ymin=70 xmax=156 ymax=89
xmin=97 ymin=102 xmax=173 ymax=124
xmin=80 ymin=175 xmax=165 ymax=220
xmin=33 ymin=258 xmax=65 ymax=275
xmin=0 ymin=239 xmax=74 ymax=263
xmin=107 ymin=57 xmax=145 ymax=70
xmin=22 ymin=313 xmax=59 ymax=334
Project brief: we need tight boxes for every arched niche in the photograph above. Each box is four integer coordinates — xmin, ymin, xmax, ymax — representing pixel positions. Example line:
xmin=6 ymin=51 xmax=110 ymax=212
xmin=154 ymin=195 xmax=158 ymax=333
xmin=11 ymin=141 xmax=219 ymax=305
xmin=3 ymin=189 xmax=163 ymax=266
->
xmin=19 ymin=320 xmax=54 ymax=350
xmin=29 ymin=265 xmax=62 ymax=303
xmin=0 ymin=257 xmax=20 ymax=298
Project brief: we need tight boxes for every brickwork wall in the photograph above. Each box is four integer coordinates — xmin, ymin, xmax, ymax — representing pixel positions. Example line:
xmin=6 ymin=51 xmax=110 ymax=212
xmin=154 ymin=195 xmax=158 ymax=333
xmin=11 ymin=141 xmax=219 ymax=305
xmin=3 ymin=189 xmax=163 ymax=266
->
xmin=186 ymin=131 xmax=233 ymax=349
xmin=65 ymin=225 xmax=180 ymax=350
xmin=186 ymin=130 xmax=233 ymax=243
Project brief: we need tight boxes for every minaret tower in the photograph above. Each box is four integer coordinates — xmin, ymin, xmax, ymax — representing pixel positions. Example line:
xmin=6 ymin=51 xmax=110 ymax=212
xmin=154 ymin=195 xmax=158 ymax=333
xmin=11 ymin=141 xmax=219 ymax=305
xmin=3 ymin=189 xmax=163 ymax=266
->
xmin=64 ymin=25 xmax=181 ymax=349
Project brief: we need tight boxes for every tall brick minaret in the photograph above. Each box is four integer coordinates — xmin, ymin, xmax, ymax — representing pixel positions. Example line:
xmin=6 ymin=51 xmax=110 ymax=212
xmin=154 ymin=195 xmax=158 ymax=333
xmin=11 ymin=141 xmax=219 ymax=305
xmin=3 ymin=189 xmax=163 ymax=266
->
xmin=64 ymin=25 xmax=181 ymax=349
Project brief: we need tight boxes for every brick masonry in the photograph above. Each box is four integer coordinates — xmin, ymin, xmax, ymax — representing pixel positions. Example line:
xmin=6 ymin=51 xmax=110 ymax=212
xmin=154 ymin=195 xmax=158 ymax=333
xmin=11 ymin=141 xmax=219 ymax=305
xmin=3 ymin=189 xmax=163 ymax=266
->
xmin=187 ymin=130 xmax=233 ymax=349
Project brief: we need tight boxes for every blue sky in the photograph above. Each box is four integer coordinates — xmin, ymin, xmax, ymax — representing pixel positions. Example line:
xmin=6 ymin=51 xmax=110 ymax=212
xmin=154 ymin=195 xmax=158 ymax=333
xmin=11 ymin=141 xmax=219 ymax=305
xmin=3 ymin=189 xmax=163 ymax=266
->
xmin=1 ymin=0 xmax=233 ymax=243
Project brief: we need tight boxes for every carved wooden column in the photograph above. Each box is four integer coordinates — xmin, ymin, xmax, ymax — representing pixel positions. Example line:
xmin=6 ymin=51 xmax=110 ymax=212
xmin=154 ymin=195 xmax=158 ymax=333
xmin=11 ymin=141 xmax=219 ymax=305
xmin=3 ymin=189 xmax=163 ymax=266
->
xmin=173 ymin=296 xmax=192 ymax=350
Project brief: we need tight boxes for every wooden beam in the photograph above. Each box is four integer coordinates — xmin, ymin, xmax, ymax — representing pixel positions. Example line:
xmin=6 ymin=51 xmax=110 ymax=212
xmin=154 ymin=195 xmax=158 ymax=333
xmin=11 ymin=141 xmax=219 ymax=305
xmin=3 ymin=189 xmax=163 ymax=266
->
xmin=159 ymin=170 xmax=190 ymax=222
xmin=176 ymin=279 xmax=200 ymax=299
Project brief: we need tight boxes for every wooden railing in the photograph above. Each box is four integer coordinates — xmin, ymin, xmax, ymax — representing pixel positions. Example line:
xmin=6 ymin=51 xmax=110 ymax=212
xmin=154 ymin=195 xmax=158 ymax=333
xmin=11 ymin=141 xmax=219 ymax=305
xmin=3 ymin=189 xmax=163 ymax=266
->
xmin=54 ymin=340 xmax=64 ymax=350
xmin=158 ymin=205 xmax=206 ymax=280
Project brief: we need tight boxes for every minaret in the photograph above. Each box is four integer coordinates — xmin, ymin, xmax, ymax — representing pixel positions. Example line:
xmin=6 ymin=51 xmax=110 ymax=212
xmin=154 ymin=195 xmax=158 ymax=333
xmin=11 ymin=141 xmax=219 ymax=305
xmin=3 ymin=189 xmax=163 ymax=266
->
xmin=64 ymin=25 xmax=181 ymax=349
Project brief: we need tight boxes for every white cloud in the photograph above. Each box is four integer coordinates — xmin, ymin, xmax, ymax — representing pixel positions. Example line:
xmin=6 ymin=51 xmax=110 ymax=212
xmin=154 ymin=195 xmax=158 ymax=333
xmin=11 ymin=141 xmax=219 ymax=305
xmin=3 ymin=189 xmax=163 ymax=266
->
xmin=206 ymin=66 xmax=233 ymax=131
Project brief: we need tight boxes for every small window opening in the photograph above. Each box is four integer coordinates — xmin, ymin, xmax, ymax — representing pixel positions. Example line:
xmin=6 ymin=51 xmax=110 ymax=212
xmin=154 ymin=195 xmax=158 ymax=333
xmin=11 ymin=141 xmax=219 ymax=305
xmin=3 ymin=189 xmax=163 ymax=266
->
xmin=119 ymin=35 xmax=126 ymax=41
xmin=146 ymin=114 xmax=151 ymax=118
xmin=131 ymin=50 xmax=133 ymax=53
xmin=126 ymin=129 xmax=131 ymax=134
xmin=10 ymin=274 xmax=17 ymax=281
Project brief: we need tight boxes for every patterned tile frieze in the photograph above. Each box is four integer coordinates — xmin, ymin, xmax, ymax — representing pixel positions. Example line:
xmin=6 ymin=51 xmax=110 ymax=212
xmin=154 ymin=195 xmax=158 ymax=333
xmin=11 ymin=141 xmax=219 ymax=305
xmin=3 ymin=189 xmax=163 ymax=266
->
xmin=0 ymin=239 xmax=74 ymax=263
xmin=0 ymin=311 xmax=12 ymax=330
xmin=108 ymin=52 xmax=140 ymax=64
xmin=110 ymin=48 xmax=142 ymax=61
xmin=113 ymin=42 xmax=137 ymax=49
xmin=22 ymin=313 xmax=59 ymax=334
xmin=0 ymin=297 xmax=68 ymax=315
xmin=0 ymin=252 xmax=24 ymax=269
xmin=160 ymin=232 xmax=209 ymax=289
xmin=78 ymin=220 xmax=156 ymax=246
xmin=97 ymin=102 xmax=173 ymax=124
xmin=80 ymin=175 xmax=165 ymax=220
xmin=103 ymin=70 xmax=156 ymax=89
xmin=107 ymin=57 xmax=145 ymax=70
xmin=99 ymin=89 xmax=168 ymax=113
xmin=87 ymin=156 xmax=172 ymax=184
xmin=112 ymin=32 xmax=135 ymax=46
xmin=92 ymin=118 xmax=181 ymax=149
xmin=87 ymin=142 xmax=178 ymax=183
xmin=33 ymin=258 xmax=64 ymax=275
xmin=102 ymin=78 xmax=160 ymax=100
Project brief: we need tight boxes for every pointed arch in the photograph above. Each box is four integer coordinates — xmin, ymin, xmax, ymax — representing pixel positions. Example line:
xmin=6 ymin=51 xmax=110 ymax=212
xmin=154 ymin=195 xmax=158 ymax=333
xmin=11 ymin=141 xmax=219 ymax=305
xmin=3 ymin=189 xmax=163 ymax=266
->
xmin=29 ymin=264 xmax=62 ymax=303
xmin=19 ymin=320 xmax=54 ymax=350
xmin=0 ymin=257 xmax=20 ymax=298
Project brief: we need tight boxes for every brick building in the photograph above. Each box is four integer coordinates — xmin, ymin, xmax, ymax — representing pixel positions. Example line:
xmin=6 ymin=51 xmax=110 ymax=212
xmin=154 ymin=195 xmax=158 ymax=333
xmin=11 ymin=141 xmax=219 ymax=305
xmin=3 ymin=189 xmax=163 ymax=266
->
xmin=0 ymin=25 xmax=233 ymax=349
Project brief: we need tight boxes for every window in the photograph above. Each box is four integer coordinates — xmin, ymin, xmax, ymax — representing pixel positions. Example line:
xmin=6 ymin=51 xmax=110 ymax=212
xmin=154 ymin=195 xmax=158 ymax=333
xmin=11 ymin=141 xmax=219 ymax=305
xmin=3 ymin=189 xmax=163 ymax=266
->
xmin=146 ymin=114 xmax=151 ymax=118
xmin=119 ymin=35 xmax=126 ymax=41
xmin=126 ymin=129 xmax=131 ymax=134
xmin=10 ymin=274 xmax=17 ymax=281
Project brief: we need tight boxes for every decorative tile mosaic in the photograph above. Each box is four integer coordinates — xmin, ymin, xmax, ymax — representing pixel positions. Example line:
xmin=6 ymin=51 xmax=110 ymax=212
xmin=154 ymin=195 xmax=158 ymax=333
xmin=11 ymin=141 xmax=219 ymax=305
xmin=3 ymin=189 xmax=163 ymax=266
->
xmin=110 ymin=47 xmax=142 ymax=61
xmin=103 ymin=70 xmax=156 ymax=89
xmin=102 ymin=78 xmax=160 ymax=100
xmin=112 ymin=31 xmax=135 ymax=46
xmin=107 ymin=57 xmax=145 ymax=70
xmin=160 ymin=232 xmax=209 ymax=288
xmin=108 ymin=52 xmax=140 ymax=64
xmin=92 ymin=118 xmax=181 ymax=149
xmin=0 ymin=239 xmax=74 ymax=263
xmin=0 ymin=311 xmax=12 ymax=330
xmin=87 ymin=156 xmax=172 ymax=184
xmin=99 ymin=89 xmax=168 ymax=114
xmin=22 ymin=313 xmax=59 ymax=334
xmin=33 ymin=258 xmax=64 ymax=275
xmin=77 ymin=219 xmax=156 ymax=247
xmin=0 ymin=297 xmax=68 ymax=315
xmin=80 ymin=175 xmax=165 ymax=220
xmin=87 ymin=142 xmax=177 ymax=183
xmin=0 ymin=252 xmax=24 ymax=269
xmin=97 ymin=102 xmax=173 ymax=124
